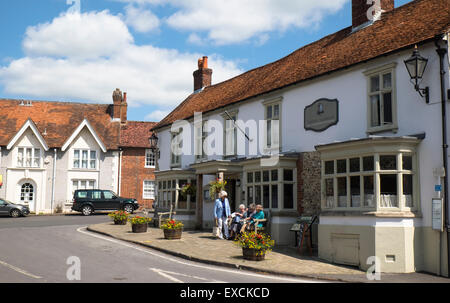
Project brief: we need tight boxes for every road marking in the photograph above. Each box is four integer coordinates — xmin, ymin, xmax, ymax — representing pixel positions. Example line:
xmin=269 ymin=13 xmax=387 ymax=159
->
xmin=150 ymin=268 xmax=225 ymax=283
xmin=0 ymin=260 xmax=43 ymax=280
xmin=77 ymin=227 xmax=321 ymax=283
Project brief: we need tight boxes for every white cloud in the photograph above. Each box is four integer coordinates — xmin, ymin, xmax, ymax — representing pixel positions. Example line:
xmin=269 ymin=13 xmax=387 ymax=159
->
xmin=123 ymin=4 xmax=160 ymax=33
xmin=0 ymin=10 xmax=242 ymax=109
xmin=145 ymin=109 xmax=171 ymax=121
xmin=115 ymin=0 xmax=348 ymax=45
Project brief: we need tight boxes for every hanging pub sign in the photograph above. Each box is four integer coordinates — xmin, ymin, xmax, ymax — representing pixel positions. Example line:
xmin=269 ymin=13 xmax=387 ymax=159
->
xmin=304 ymin=98 xmax=339 ymax=132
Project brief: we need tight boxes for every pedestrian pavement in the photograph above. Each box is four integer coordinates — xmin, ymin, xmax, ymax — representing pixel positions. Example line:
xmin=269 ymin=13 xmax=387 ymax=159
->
xmin=87 ymin=222 xmax=450 ymax=283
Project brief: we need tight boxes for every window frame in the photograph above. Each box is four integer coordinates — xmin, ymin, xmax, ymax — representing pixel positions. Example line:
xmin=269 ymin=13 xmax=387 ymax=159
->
xmin=195 ymin=120 xmax=208 ymax=162
xmin=17 ymin=147 xmax=41 ymax=168
xmin=222 ymin=110 xmax=238 ymax=159
xmin=170 ymin=130 xmax=182 ymax=168
xmin=364 ymin=63 xmax=398 ymax=134
xmin=72 ymin=149 xmax=98 ymax=170
xmin=262 ymin=97 xmax=282 ymax=153
xmin=145 ymin=149 xmax=156 ymax=168
xmin=143 ymin=180 xmax=156 ymax=200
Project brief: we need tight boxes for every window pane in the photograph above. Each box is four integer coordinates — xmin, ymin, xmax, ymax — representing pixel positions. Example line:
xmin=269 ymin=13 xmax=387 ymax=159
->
xmin=33 ymin=149 xmax=40 ymax=167
xmin=267 ymin=120 xmax=272 ymax=147
xmin=337 ymin=159 xmax=347 ymax=174
xmin=364 ymin=176 xmax=375 ymax=207
xmin=263 ymin=185 xmax=270 ymax=209
xmin=370 ymin=95 xmax=381 ymax=127
xmin=350 ymin=176 xmax=361 ymax=207
xmin=271 ymin=185 xmax=278 ymax=208
xmin=325 ymin=161 xmax=334 ymax=175
xmin=255 ymin=186 xmax=261 ymax=205
xmin=274 ymin=104 xmax=280 ymax=118
xmin=380 ymin=174 xmax=398 ymax=207
xmin=383 ymin=92 xmax=393 ymax=124
xmin=403 ymin=155 xmax=412 ymax=170
xmin=283 ymin=169 xmax=293 ymax=181
xmin=370 ymin=75 xmax=380 ymax=92
xmin=26 ymin=149 xmax=32 ymax=167
xmin=337 ymin=177 xmax=347 ymax=207
xmin=403 ymin=174 xmax=413 ymax=207
xmin=247 ymin=172 xmax=253 ymax=183
xmin=350 ymin=158 xmax=360 ymax=173
xmin=271 ymin=170 xmax=278 ymax=181
xmin=363 ymin=156 xmax=374 ymax=171
xmin=255 ymin=171 xmax=261 ymax=183
xmin=266 ymin=106 xmax=272 ymax=119
xmin=325 ymin=178 xmax=334 ymax=208
xmin=247 ymin=187 xmax=253 ymax=204
xmin=380 ymin=155 xmax=397 ymax=170
xmin=383 ymin=73 xmax=392 ymax=89
xmin=263 ymin=171 xmax=270 ymax=182
xmin=283 ymin=184 xmax=294 ymax=209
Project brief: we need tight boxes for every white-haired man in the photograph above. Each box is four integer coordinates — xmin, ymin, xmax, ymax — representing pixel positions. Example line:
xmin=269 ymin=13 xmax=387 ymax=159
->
xmin=214 ymin=190 xmax=231 ymax=239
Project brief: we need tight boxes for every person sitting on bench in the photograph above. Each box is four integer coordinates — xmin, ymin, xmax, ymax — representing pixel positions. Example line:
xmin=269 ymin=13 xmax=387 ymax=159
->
xmin=240 ymin=204 xmax=264 ymax=233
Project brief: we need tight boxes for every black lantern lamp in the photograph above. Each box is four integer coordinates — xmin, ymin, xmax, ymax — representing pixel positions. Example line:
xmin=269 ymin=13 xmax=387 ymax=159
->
xmin=404 ymin=45 xmax=430 ymax=103
xmin=149 ymin=133 xmax=159 ymax=151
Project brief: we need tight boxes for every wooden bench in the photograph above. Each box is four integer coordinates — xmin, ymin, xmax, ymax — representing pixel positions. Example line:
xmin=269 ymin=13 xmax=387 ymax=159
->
xmin=253 ymin=210 xmax=270 ymax=235
xmin=152 ymin=205 xmax=176 ymax=228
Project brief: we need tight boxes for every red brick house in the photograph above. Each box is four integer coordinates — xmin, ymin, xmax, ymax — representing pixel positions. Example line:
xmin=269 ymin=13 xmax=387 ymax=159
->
xmin=119 ymin=121 xmax=157 ymax=209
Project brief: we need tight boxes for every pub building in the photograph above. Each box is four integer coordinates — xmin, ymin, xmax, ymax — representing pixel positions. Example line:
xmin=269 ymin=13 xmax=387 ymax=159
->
xmin=151 ymin=0 xmax=450 ymax=275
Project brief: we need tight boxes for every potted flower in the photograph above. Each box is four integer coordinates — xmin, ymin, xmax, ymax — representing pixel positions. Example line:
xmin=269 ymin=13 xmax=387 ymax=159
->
xmin=209 ymin=179 xmax=227 ymax=200
xmin=160 ymin=219 xmax=184 ymax=240
xmin=180 ymin=183 xmax=196 ymax=200
xmin=108 ymin=210 xmax=130 ymax=225
xmin=129 ymin=216 xmax=152 ymax=233
xmin=234 ymin=231 xmax=275 ymax=261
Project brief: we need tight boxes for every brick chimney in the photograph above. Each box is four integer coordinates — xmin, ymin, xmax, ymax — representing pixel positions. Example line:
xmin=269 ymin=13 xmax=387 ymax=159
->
xmin=193 ymin=56 xmax=212 ymax=92
xmin=112 ymin=88 xmax=127 ymax=123
xmin=352 ymin=0 xmax=394 ymax=29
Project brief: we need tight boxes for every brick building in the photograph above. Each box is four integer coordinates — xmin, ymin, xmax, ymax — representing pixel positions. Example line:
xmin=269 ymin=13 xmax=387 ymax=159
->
xmin=119 ymin=121 xmax=157 ymax=209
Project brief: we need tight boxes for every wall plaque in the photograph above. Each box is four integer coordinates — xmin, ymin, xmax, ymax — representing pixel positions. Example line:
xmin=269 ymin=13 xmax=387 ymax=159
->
xmin=304 ymin=98 xmax=339 ymax=132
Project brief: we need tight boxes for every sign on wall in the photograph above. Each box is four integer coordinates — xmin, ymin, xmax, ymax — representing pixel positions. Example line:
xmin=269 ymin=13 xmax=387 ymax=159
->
xmin=304 ymin=98 xmax=339 ymax=132
xmin=432 ymin=198 xmax=443 ymax=231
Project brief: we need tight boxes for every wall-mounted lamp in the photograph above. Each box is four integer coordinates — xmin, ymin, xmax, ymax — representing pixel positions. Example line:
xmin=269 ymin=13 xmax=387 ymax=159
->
xmin=149 ymin=133 xmax=159 ymax=151
xmin=404 ymin=45 xmax=430 ymax=103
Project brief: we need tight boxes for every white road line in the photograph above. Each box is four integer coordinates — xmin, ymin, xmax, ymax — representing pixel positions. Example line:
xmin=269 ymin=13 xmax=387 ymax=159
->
xmin=150 ymin=268 xmax=226 ymax=283
xmin=77 ymin=227 xmax=321 ymax=283
xmin=0 ymin=260 xmax=43 ymax=280
xmin=150 ymin=268 xmax=184 ymax=283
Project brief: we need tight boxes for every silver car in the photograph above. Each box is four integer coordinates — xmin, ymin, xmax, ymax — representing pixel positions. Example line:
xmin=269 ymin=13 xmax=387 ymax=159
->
xmin=0 ymin=198 xmax=30 ymax=218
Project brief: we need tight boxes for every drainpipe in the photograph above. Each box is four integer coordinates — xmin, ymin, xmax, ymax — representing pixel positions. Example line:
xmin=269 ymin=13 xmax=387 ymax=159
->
xmin=51 ymin=148 xmax=57 ymax=213
xmin=118 ymin=148 xmax=123 ymax=196
xmin=435 ymin=36 xmax=449 ymax=277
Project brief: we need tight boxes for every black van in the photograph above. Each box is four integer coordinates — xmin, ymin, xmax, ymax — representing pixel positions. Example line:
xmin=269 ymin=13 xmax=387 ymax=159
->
xmin=72 ymin=189 xmax=139 ymax=216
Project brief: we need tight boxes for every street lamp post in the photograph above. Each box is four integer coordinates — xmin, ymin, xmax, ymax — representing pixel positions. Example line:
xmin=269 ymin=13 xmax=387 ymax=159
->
xmin=404 ymin=45 xmax=430 ymax=103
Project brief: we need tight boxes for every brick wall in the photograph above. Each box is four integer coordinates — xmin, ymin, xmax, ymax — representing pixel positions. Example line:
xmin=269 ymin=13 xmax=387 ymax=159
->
xmin=297 ymin=152 xmax=321 ymax=216
xmin=120 ymin=147 xmax=155 ymax=209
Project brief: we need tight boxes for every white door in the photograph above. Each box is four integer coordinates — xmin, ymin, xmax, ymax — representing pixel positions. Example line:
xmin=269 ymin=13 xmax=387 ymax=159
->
xmin=20 ymin=182 xmax=35 ymax=211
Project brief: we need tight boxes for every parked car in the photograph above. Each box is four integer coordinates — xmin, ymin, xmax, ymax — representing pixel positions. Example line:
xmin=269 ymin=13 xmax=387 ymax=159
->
xmin=71 ymin=189 xmax=139 ymax=216
xmin=0 ymin=198 xmax=30 ymax=218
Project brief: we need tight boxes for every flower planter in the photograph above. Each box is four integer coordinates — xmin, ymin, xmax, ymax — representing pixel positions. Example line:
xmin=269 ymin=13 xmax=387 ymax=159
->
xmin=131 ymin=223 xmax=148 ymax=233
xmin=114 ymin=219 xmax=128 ymax=225
xmin=242 ymin=248 xmax=266 ymax=261
xmin=163 ymin=228 xmax=183 ymax=240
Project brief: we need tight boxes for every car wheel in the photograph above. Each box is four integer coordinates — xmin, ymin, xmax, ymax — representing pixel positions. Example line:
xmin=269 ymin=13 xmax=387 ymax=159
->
xmin=81 ymin=205 xmax=93 ymax=216
xmin=10 ymin=209 xmax=21 ymax=218
xmin=124 ymin=204 xmax=134 ymax=214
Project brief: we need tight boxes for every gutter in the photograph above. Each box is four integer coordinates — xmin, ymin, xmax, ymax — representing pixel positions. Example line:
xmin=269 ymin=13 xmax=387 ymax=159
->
xmin=51 ymin=148 xmax=57 ymax=213
xmin=435 ymin=35 xmax=449 ymax=278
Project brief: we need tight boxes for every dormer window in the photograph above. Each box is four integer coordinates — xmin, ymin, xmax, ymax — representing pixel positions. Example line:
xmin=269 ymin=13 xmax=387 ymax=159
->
xmin=17 ymin=147 xmax=41 ymax=168
xmin=73 ymin=149 xmax=97 ymax=169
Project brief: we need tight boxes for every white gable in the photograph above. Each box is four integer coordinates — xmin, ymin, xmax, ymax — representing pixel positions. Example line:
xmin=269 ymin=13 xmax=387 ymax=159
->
xmin=61 ymin=119 xmax=107 ymax=153
xmin=7 ymin=119 xmax=49 ymax=151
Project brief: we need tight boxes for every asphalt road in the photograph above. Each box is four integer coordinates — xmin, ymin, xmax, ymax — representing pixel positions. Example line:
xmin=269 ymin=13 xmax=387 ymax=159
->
xmin=0 ymin=214 xmax=320 ymax=284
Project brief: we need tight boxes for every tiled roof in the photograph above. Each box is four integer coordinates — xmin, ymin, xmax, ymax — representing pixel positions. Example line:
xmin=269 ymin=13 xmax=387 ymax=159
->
xmin=153 ymin=0 xmax=450 ymax=130
xmin=120 ymin=121 xmax=157 ymax=148
xmin=0 ymin=99 xmax=121 ymax=149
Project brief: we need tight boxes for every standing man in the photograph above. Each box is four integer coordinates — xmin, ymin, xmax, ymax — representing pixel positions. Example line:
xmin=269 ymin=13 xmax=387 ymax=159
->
xmin=214 ymin=191 xmax=231 ymax=239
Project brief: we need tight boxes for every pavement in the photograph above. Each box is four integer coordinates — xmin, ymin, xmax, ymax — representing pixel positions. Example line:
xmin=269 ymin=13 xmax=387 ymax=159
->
xmin=87 ymin=221 xmax=450 ymax=283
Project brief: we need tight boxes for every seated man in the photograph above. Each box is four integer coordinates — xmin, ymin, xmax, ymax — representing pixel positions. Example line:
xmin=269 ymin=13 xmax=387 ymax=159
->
xmin=240 ymin=204 xmax=265 ymax=233
xmin=229 ymin=204 xmax=247 ymax=240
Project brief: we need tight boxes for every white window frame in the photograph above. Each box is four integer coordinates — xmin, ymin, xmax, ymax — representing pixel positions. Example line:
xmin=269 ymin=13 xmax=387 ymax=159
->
xmin=143 ymin=180 xmax=156 ymax=200
xmin=145 ymin=149 xmax=156 ymax=168
xmin=263 ymin=97 xmax=282 ymax=153
xmin=222 ymin=110 xmax=238 ymax=158
xmin=17 ymin=147 xmax=41 ymax=168
xmin=171 ymin=130 xmax=182 ymax=167
xmin=195 ymin=120 xmax=208 ymax=161
xmin=73 ymin=149 xmax=97 ymax=170
xmin=364 ymin=63 xmax=398 ymax=134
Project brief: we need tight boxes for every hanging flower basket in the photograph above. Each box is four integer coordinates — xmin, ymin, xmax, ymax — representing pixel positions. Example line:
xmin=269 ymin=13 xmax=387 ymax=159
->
xmin=180 ymin=183 xmax=196 ymax=200
xmin=209 ymin=179 xmax=227 ymax=200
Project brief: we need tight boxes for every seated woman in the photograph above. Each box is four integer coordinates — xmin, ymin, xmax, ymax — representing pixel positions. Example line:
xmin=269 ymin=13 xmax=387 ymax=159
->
xmin=240 ymin=204 xmax=265 ymax=233
xmin=229 ymin=204 xmax=247 ymax=240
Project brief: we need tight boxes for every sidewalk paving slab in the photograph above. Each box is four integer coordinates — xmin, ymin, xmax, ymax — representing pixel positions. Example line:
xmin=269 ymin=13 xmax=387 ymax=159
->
xmin=87 ymin=222 xmax=450 ymax=283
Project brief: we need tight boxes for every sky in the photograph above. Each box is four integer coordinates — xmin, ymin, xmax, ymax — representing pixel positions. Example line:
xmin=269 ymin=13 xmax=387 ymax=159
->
xmin=0 ymin=0 xmax=412 ymax=122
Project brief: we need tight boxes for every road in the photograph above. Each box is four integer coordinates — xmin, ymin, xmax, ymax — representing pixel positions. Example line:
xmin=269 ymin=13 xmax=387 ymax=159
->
xmin=0 ymin=214 xmax=321 ymax=283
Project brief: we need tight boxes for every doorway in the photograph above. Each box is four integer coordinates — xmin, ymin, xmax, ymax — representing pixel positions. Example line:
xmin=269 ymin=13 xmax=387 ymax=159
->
xmin=19 ymin=181 xmax=35 ymax=211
